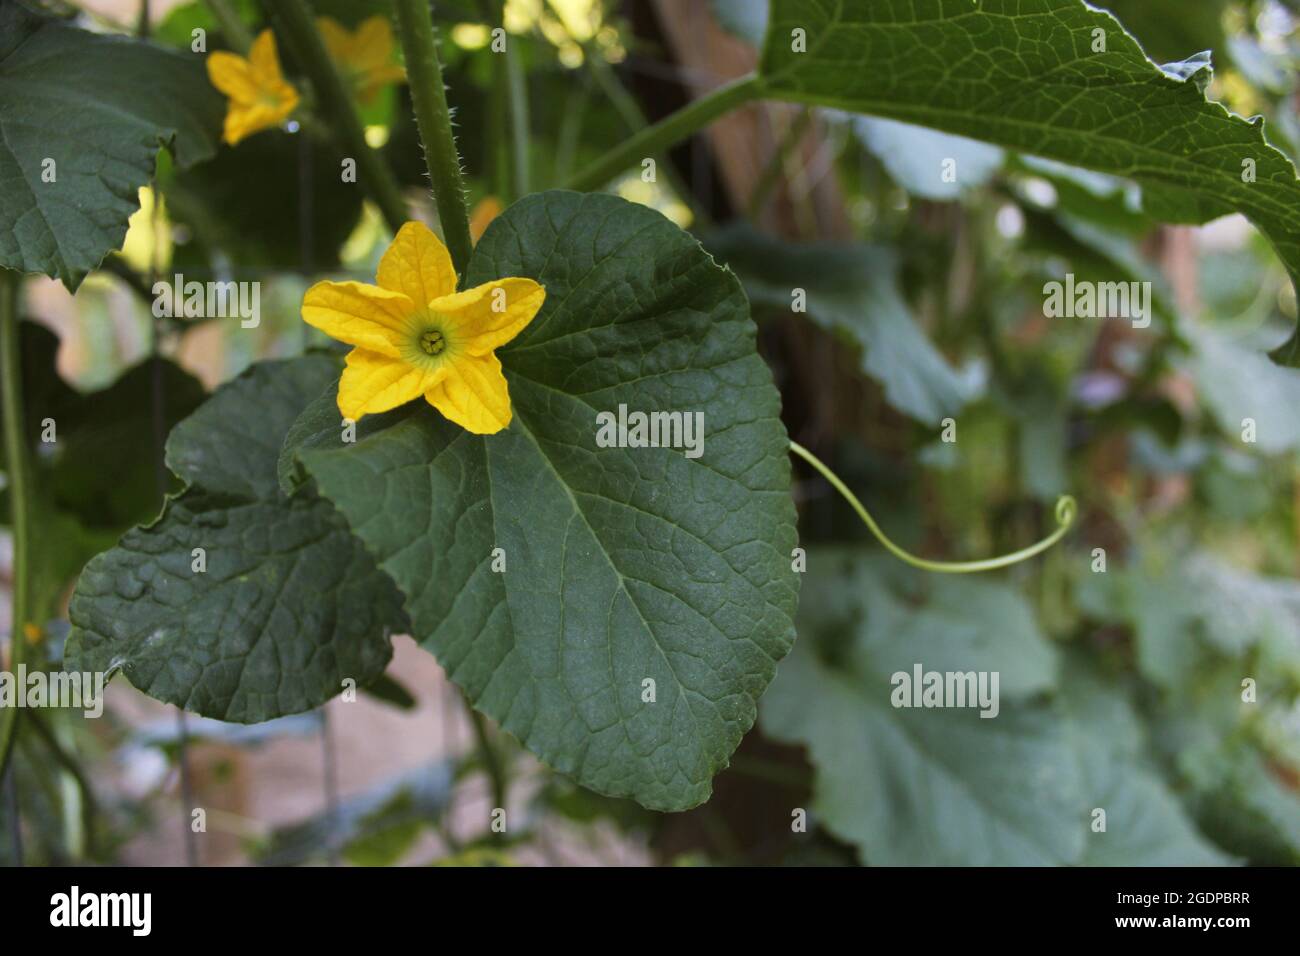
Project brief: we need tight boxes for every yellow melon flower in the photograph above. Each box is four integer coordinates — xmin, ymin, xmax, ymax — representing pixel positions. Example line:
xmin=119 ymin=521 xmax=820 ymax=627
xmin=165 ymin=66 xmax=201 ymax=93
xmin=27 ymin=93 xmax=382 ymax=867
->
xmin=302 ymin=222 xmax=545 ymax=434
xmin=318 ymin=15 xmax=407 ymax=104
xmin=206 ymin=30 xmax=300 ymax=146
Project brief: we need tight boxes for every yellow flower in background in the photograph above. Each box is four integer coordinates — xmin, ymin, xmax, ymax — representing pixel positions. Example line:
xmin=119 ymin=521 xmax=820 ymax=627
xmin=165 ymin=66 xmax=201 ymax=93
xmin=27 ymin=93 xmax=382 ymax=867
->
xmin=303 ymin=222 xmax=545 ymax=434
xmin=318 ymin=15 xmax=407 ymax=104
xmin=206 ymin=30 xmax=300 ymax=146
xmin=119 ymin=186 xmax=172 ymax=273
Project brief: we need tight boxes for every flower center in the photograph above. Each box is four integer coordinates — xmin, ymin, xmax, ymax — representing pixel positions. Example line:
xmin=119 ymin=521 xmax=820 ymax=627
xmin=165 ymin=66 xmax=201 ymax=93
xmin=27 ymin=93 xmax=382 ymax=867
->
xmin=419 ymin=329 xmax=446 ymax=355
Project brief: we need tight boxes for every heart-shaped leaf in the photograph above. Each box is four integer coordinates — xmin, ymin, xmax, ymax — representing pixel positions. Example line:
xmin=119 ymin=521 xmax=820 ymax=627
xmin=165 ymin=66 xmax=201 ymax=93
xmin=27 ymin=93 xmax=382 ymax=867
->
xmin=65 ymin=355 xmax=407 ymax=722
xmin=1061 ymin=663 xmax=1230 ymax=866
xmin=763 ymin=549 xmax=1230 ymax=865
xmin=763 ymin=549 xmax=1081 ymax=865
xmin=285 ymin=191 xmax=799 ymax=810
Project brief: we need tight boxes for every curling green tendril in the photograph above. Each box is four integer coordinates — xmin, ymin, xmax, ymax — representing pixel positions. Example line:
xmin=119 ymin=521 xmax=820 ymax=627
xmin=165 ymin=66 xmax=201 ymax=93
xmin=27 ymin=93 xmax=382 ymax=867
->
xmin=789 ymin=441 xmax=1077 ymax=574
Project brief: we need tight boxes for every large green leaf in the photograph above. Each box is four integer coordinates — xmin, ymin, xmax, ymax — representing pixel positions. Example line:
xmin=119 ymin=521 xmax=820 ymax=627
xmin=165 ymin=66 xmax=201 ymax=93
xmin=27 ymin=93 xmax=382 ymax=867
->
xmin=765 ymin=646 xmax=1082 ymax=865
xmin=759 ymin=0 xmax=1300 ymax=365
xmin=65 ymin=355 xmax=407 ymax=722
xmin=0 ymin=4 xmax=222 ymax=290
xmin=762 ymin=549 xmax=1082 ymax=865
xmin=285 ymin=191 xmax=799 ymax=811
xmin=779 ymin=563 xmax=1228 ymax=866
xmin=1061 ymin=663 xmax=1231 ymax=866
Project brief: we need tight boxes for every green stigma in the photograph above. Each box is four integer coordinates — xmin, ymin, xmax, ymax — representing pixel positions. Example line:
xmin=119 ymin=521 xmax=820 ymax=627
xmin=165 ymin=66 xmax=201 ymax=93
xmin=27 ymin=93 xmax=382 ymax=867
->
xmin=419 ymin=329 xmax=446 ymax=356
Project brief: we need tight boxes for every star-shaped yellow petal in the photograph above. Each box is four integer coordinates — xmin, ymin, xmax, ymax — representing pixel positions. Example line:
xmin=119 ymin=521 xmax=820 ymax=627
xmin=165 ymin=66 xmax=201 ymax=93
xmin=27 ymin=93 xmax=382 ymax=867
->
xmin=337 ymin=346 xmax=447 ymax=420
xmin=206 ymin=30 xmax=300 ymax=146
xmin=303 ymin=221 xmax=546 ymax=434
xmin=301 ymin=281 xmax=413 ymax=358
xmin=425 ymin=351 xmax=513 ymax=434
xmin=376 ymin=216 xmax=456 ymax=306
xmin=436 ymin=278 xmax=548 ymax=356
xmin=318 ymin=15 xmax=407 ymax=104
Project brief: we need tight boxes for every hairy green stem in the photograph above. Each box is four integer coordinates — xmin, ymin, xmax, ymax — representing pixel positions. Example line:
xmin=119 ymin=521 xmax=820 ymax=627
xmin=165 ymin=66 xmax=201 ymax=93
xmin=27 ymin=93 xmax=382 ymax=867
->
xmin=393 ymin=0 xmax=475 ymax=278
xmin=0 ymin=271 xmax=29 ymax=778
xmin=203 ymin=0 xmax=252 ymax=53
xmin=268 ymin=0 xmax=409 ymax=234
xmin=789 ymin=441 xmax=1076 ymax=573
xmin=566 ymin=73 xmax=764 ymax=192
